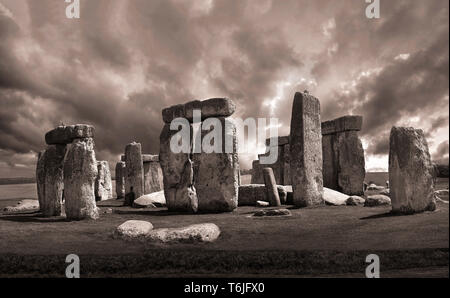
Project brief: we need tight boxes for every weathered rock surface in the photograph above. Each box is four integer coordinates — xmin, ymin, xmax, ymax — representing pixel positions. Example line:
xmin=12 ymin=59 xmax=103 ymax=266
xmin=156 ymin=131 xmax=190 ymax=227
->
xmin=263 ymin=168 xmax=281 ymax=207
xmin=4 ymin=199 xmax=40 ymax=212
xmin=63 ymin=138 xmax=99 ymax=220
xmin=389 ymin=127 xmax=436 ymax=214
xmin=160 ymin=124 xmax=198 ymax=213
xmin=45 ymin=124 xmax=94 ymax=145
xmin=289 ymin=92 xmax=324 ymax=207
xmin=95 ymin=161 xmax=113 ymax=201
xmin=143 ymin=160 xmax=164 ymax=194
xmin=323 ymin=187 xmax=349 ymax=206
xmin=133 ymin=191 xmax=166 ymax=208
xmin=322 ymin=118 xmax=365 ymax=196
xmin=346 ymin=196 xmax=365 ymax=206
xmin=321 ymin=116 xmax=363 ymax=135
xmin=124 ymin=142 xmax=145 ymax=202
xmin=238 ymin=184 xmax=290 ymax=206
xmin=364 ymin=195 xmax=391 ymax=207
xmin=147 ymin=223 xmax=221 ymax=243
xmin=193 ymin=117 xmax=239 ymax=213
xmin=322 ymin=134 xmax=338 ymax=190
xmin=37 ymin=145 xmax=66 ymax=217
xmin=115 ymin=161 xmax=126 ymax=199
xmin=335 ymin=131 xmax=365 ymax=195
xmin=253 ymin=208 xmax=291 ymax=217
xmin=162 ymin=98 xmax=236 ymax=123
xmin=36 ymin=151 xmax=45 ymax=213
xmin=116 ymin=220 xmax=154 ymax=238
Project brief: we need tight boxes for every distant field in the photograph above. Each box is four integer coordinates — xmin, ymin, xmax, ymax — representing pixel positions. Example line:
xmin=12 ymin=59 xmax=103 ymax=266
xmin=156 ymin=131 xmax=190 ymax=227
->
xmin=0 ymin=177 xmax=35 ymax=185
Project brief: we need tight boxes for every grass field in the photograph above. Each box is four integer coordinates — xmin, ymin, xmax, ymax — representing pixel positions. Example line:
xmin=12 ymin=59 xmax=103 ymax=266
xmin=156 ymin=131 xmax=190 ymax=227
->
xmin=0 ymin=174 xmax=448 ymax=278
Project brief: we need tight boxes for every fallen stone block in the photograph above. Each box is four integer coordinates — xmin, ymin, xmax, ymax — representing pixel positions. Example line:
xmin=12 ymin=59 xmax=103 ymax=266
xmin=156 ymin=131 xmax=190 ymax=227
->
xmin=3 ymin=199 xmax=40 ymax=212
xmin=256 ymin=201 xmax=270 ymax=207
xmin=253 ymin=208 xmax=291 ymax=217
xmin=133 ymin=191 xmax=166 ymax=208
xmin=116 ymin=220 xmax=154 ymax=238
xmin=346 ymin=196 xmax=365 ymax=206
xmin=323 ymin=187 xmax=349 ymax=206
xmin=147 ymin=223 xmax=221 ymax=243
xmin=364 ymin=195 xmax=391 ymax=207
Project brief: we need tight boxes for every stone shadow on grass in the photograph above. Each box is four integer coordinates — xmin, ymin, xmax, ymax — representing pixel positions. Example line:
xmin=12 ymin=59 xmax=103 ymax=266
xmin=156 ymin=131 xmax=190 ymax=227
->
xmin=113 ymin=208 xmax=192 ymax=216
xmin=0 ymin=213 xmax=67 ymax=223
xmin=360 ymin=211 xmax=401 ymax=220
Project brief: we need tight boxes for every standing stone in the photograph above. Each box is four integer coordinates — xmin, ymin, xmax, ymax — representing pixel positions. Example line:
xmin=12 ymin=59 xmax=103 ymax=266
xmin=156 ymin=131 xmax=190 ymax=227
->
xmin=263 ymin=168 xmax=281 ymax=207
xmin=193 ymin=117 xmax=239 ymax=212
xmin=251 ymin=137 xmax=291 ymax=186
xmin=159 ymin=124 xmax=198 ymax=212
xmin=335 ymin=131 xmax=365 ymax=195
xmin=289 ymin=92 xmax=324 ymax=207
xmin=257 ymin=152 xmax=283 ymax=185
xmin=282 ymin=144 xmax=291 ymax=185
xmin=36 ymin=146 xmax=66 ymax=217
xmin=251 ymin=160 xmax=264 ymax=184
xmin=322 ymin=134 xmax=338 ymax=190
xmin=115 ymin=161 xmax=126 ymax=199
xmin=389 ymin=127 xmax=436 ymax=214
xmin=36 ymin=151 xmax=46 ymax=213
xmin=64 ymin=138 xmax=99 ymax=220
xmin=124 ymin=142 xmax=145 ymax=203
xmin=95 ymin=161 xmax=113 ymax=201
xmin=143 ymin=157 xmax=164 ymax=194
xmin=321 ymin=116 xmax=365 ymax=195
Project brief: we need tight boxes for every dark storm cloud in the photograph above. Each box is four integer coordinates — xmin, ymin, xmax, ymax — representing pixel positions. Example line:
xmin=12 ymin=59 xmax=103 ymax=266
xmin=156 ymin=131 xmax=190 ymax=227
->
xmin=433 ymin=140 xmax=449 ymax=160
xmin=0 ymin=0 xmax=448 ymax=173
xmin=321 ymin=29 xmax=449 ymax=157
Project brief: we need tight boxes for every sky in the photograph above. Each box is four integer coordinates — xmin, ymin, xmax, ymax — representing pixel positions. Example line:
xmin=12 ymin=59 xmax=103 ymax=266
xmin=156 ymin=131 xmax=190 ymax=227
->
xmin=0 ymin=0 xmax=448 ymax=178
